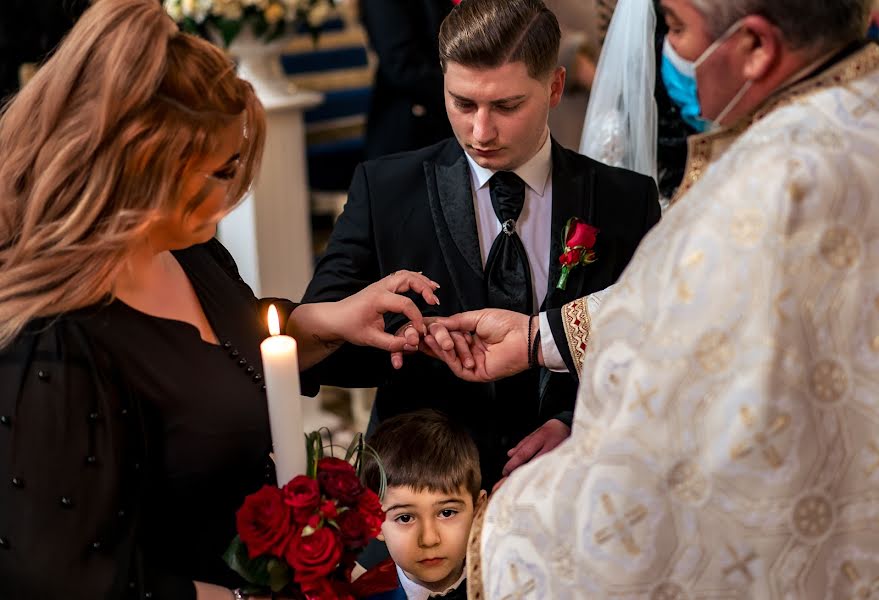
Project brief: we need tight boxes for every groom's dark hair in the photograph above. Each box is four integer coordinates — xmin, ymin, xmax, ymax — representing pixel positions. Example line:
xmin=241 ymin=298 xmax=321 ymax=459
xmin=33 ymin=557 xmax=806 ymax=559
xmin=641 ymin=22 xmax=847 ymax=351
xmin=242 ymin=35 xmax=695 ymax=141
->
xmin=361 ymin=409 xmax=482 ymax=502
xmin=438 ymin=0 xmax=561 ymax=80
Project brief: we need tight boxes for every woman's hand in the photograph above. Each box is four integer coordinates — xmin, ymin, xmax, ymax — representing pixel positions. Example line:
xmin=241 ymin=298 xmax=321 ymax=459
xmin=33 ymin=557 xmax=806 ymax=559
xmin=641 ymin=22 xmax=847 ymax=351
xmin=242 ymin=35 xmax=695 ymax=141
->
xmin=332 ymin=270 xmax=440 ymax=350
xmin=289 ymin=271 xmax=440 ymax=370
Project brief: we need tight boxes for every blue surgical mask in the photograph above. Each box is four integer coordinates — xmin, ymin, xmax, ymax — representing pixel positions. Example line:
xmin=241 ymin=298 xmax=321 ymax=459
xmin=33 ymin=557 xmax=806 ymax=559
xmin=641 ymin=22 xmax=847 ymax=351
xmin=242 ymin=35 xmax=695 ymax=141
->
xmin=661 ymin=37 xmax=709 ymax=132
xmin=661 ymin=21 xmax=751 ymax=133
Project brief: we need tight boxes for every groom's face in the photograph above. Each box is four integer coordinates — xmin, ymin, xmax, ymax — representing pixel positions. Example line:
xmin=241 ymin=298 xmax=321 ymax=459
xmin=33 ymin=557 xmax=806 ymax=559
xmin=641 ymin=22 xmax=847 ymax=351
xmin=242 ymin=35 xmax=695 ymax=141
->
xmin=444 ymin=60 xmax=564 ymax=171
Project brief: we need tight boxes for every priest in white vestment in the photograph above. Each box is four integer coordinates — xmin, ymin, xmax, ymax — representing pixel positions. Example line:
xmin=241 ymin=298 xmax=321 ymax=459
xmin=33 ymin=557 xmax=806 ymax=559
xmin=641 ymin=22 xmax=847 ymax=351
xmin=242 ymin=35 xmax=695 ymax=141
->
xmin=431 ymin=0 xmax=879 ymax=597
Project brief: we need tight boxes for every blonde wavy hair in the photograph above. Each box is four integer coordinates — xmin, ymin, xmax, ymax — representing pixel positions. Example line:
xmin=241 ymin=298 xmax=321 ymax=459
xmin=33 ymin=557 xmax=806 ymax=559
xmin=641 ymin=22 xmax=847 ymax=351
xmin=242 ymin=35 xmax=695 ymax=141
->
xmin=0 ymin=0 xmax=266 ymax=349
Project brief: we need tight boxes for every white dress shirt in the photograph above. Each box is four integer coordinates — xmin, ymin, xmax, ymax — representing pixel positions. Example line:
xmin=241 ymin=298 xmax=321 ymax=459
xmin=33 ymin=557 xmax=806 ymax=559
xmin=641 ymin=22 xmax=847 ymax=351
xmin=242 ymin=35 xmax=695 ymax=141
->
xmin=464 ymin=133 xmax=553 ymax=312
xmin=397 ymin=565 xmax=466 ymax=600
xmin=463 ymin=134 xmax=571 ymax=372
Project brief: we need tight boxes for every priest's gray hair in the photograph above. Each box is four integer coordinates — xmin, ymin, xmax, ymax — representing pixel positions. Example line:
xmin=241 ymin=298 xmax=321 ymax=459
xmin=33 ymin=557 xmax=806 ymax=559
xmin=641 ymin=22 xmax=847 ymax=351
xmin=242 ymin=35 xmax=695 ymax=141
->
xmin=689 ymin=0 xmax=871 ymax=51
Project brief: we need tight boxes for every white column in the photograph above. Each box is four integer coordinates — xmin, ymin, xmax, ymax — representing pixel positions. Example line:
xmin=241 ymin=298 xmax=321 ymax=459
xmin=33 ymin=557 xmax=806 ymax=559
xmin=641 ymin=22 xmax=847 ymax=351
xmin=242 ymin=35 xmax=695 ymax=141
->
xmin=218 ymin=91 xmax=323 ymax=301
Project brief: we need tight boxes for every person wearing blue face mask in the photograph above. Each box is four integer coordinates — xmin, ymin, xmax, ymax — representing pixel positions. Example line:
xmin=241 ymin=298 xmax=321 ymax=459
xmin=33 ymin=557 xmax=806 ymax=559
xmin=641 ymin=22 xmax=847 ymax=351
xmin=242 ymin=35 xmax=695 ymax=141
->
xmin=660 ymin=20 xmax=750 ymax=133
xmin=420 ymin=1 xmax=879 ymax=596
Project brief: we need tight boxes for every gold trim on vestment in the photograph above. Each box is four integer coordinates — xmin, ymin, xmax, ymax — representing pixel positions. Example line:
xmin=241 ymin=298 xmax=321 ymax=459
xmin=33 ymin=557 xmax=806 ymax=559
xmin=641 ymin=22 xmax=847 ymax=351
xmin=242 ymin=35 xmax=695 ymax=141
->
xmin=562 ymin=296 xmax=592 ymax=377
xmin=673 ymin=44 xmax=879 ymax=205
xmin=466 ymin=499 xmax=489 ymax=599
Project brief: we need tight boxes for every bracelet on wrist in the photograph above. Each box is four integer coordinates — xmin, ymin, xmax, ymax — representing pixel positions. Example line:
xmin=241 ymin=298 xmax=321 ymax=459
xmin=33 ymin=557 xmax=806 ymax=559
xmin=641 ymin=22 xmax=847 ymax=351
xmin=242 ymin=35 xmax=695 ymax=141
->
xmin=531 ymin=326 xmax=541 ymax=369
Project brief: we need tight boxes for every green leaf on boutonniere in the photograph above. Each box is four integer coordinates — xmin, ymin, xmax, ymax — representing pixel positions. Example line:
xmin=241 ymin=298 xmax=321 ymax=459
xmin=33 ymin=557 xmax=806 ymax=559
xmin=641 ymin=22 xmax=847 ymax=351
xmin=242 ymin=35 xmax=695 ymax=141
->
xmin=557 ymin=267 xmax=571 ymax=290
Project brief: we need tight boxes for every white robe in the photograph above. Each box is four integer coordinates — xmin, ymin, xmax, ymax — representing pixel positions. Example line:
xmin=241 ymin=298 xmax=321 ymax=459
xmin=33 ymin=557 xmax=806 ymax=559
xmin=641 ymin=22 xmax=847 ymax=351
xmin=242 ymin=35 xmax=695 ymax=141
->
xmin=472 ymin=44 xmax=879 ymax=599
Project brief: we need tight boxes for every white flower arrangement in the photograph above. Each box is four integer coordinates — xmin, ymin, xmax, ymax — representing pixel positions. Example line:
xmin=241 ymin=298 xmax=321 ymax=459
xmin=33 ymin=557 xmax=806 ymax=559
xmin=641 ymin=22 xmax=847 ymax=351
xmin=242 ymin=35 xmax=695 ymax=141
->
xmin=164 ymin=0 xmax=336 ymax=47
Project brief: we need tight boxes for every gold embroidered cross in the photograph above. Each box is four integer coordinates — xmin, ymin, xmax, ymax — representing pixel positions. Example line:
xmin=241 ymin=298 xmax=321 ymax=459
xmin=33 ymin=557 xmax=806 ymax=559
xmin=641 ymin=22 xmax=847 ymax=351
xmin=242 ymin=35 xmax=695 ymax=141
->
xmin=629 ymin=383 xmax=657 ymax=419
xmin=722 ymin=545 xmax=757 ymax=583
xmin=864 ymin=441 xmax=879 ymax=477
xmin=730 ymin=406 xmax=791 ymax=469
xmin=500 ymin=564 xmax=537 ymax=600
xmin=841 ymin=560 xmax=879 ymax=600
xmin=594 ymin=493 xmax=647 ymax=555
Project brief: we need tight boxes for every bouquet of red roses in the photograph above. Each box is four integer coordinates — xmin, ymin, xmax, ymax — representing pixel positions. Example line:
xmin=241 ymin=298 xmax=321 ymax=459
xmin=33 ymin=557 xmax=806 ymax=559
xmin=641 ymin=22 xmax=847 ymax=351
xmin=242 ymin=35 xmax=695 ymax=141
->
xmin=224 ymin=433 xmax=391 ymax=599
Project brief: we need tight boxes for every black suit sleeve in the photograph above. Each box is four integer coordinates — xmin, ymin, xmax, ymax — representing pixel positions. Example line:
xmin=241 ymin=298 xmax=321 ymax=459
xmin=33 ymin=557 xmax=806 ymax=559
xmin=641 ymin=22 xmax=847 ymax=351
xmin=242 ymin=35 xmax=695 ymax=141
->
xmin=546 ymin=172 xmax=660 ymax=382
xmin=0 ymin=322 xmax=195 ymax=600
xmin=301 ymin=163 xmax=393 ymax=389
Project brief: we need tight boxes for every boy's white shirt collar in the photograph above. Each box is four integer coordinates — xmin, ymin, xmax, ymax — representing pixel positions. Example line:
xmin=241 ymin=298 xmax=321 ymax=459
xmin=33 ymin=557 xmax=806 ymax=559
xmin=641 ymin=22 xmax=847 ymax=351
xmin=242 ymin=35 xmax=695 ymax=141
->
xmin=396 ymin=564 xmax=466 ymax=600
xmin=463 ymin=131 xmax=552 ymax=194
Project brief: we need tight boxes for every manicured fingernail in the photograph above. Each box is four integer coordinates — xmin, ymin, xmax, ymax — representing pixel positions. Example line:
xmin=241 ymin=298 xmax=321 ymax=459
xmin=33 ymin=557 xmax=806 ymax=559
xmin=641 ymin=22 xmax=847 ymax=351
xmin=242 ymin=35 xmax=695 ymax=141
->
xmin=433 ymin=296 xmax=441 ymax=305
xmin=465 ymin=360 xmax=474 ymax=368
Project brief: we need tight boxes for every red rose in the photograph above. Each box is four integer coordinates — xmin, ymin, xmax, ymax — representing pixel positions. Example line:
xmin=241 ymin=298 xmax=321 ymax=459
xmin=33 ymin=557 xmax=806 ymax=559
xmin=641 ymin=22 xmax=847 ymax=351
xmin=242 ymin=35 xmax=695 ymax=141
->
xmin=301 ymin=578 xmax=354 ymax=600
xmin=559 ymin=248 xmax=583 ymax=267
xmin=317 ymin=457 xmax=364 ymax=504
xmin=235 ymin=485 xmax=293 ymax=559
xmin=565 ymin=218 xmax=599 ymax=249
xmin=283 ymin=475 xmax=321 ymax=525
xmin=320 ymin=500 xmax=338 ymax=520
xmin=287 ymin=527 xmax=343 ymax=583
xmin=337 ymin=509 xmax=371 ymax=548
xmin=300 ymin=578 xmax=334 ymax=600
xmin=357 ymin=489 xmax=385 ymax=536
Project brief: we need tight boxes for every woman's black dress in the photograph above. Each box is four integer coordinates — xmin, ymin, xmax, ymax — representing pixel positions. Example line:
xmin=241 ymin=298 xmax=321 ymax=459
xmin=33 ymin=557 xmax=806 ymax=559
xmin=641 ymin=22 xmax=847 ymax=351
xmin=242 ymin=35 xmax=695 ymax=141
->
xmin=0 ymin=239 xmax=296 ymax=599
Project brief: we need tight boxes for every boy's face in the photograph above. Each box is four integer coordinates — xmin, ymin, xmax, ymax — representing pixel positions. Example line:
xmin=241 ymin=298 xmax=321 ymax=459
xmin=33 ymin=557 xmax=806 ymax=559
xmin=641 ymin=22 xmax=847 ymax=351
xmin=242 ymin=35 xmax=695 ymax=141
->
xmin=444 ymin=60 xmax=565 ymax=172
xmin=381 ymin=484 xmax=486 ymax=593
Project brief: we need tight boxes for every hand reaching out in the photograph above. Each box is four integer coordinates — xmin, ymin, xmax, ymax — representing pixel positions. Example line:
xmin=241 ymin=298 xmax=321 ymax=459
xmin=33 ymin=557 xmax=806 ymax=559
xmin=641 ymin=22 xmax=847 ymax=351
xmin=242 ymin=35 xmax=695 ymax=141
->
xmin=421 ymin=309 xmax=534 ymax=382
xmin=390 ymin=319 xmax=476 ymax=370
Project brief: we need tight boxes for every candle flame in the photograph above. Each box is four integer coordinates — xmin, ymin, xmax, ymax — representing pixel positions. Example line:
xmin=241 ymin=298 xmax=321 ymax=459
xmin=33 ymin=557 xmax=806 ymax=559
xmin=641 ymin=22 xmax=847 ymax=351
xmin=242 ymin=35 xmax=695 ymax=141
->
xmin=267 ymin=304 xmax=281 ymax=336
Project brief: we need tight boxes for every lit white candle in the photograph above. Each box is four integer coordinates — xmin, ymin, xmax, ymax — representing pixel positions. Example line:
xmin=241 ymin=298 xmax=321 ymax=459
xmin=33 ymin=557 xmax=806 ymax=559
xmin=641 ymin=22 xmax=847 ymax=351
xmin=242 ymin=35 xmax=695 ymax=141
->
xmin=260 ymin=304 xmax=306 ymax=486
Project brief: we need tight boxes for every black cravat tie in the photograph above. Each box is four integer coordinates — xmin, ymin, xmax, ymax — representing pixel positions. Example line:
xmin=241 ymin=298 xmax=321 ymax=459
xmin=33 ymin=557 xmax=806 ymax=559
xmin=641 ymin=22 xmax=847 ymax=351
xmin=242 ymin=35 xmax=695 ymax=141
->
xmin=484 ymin=171 xmax=533 ymax=314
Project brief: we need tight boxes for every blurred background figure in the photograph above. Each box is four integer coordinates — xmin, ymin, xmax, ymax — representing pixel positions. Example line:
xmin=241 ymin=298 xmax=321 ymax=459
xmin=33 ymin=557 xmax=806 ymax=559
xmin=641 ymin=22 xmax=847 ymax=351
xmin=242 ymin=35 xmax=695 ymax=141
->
xmin=543 ymin=0 xmax=601 ymax=150
xmin=0 ymin=0 xmax=89 ymax=101
xmin=580 ymin=0 xmax=697 ymax=202
xmin=359 ymin=0 xmax=455 ymax=158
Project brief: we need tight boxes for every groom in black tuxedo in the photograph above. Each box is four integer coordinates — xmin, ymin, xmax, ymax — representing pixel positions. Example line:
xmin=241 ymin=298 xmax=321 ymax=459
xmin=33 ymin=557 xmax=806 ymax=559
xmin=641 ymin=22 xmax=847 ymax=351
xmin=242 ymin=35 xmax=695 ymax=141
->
xmin=303 ymin=0 xmax=660 ymax=488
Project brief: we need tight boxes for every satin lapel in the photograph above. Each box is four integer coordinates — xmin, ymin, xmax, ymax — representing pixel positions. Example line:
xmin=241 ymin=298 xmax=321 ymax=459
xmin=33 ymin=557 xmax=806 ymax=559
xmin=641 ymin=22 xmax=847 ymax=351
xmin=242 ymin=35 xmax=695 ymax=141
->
xmin=542 ymin=141 xmax=595 ymax=310
xmin=424 ymin=143 xmax=486 ymax=311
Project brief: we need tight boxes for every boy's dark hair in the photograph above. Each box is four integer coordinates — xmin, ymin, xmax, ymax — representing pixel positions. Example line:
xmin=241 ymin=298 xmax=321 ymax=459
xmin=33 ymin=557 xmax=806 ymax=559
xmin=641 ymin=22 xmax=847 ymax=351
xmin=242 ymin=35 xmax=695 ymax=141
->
xmin=438 ymin=0 xmax=561 ymax=80
xmin=361 ymin=409 xmax=482 ymax=502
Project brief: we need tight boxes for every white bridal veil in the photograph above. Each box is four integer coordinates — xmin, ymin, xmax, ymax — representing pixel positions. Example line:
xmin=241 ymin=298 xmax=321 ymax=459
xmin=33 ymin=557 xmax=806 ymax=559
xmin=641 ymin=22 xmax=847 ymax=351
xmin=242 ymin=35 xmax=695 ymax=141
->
xmin=579 ymin=0 xmax=657 ymax=182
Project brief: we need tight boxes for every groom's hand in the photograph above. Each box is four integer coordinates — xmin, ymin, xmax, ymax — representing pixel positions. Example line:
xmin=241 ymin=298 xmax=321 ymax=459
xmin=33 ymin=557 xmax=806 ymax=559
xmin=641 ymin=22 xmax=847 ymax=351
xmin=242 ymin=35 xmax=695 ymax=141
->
xmin=502 ymin=419 xmax=571 ymax=476
xmin=389 ymin=319 xmax=475 ymax=370
xmin=426 ymin=309 xmax=532 ymax=382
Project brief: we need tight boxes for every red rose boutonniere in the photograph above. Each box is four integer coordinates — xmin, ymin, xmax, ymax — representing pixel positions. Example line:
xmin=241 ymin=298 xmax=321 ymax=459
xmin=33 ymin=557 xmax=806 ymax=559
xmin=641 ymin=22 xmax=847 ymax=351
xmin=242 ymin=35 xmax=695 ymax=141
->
xmin=557 ymin=217 xmax=599 ymax=290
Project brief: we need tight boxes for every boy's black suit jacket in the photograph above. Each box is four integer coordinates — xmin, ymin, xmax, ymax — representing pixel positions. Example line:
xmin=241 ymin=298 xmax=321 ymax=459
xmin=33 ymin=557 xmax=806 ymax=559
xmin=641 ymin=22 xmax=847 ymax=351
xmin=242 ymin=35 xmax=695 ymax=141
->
xmin=303 ymin=137 xmax=660 ymax=485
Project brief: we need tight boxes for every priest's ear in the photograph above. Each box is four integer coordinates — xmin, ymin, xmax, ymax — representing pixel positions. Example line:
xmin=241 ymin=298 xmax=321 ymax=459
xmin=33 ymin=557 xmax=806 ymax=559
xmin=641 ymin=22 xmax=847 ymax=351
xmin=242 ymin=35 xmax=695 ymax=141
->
xmin=738 ymin=15 xmax=784 ymax=82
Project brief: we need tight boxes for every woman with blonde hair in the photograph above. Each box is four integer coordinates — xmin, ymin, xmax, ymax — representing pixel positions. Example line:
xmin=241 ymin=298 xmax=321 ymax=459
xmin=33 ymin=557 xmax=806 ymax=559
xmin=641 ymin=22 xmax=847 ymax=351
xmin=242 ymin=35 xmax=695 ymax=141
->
xmin=0 ymin=0 xmax=438 ymax=598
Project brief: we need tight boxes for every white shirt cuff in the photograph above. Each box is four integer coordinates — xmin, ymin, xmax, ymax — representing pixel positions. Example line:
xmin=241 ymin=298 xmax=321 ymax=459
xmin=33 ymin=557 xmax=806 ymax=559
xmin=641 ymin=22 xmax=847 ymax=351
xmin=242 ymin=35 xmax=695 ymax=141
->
xmin=539 ymin=311 xmax=568 ymax=373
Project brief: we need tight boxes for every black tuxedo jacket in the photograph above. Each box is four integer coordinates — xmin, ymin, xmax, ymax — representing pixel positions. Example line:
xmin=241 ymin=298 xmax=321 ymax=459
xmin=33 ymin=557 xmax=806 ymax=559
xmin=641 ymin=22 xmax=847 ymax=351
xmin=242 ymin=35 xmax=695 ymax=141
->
xmin=303 ymin=137 xmax=659 ymax=485
xmin=359 ymin=0 xmax=454 ymax=158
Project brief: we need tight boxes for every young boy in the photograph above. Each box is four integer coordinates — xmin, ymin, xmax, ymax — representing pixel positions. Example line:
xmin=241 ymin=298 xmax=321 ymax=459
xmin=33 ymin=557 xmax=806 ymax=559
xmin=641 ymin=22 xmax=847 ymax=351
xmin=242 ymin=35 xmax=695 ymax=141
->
xmin=360 ymin=409 xmax=486 ymax=599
